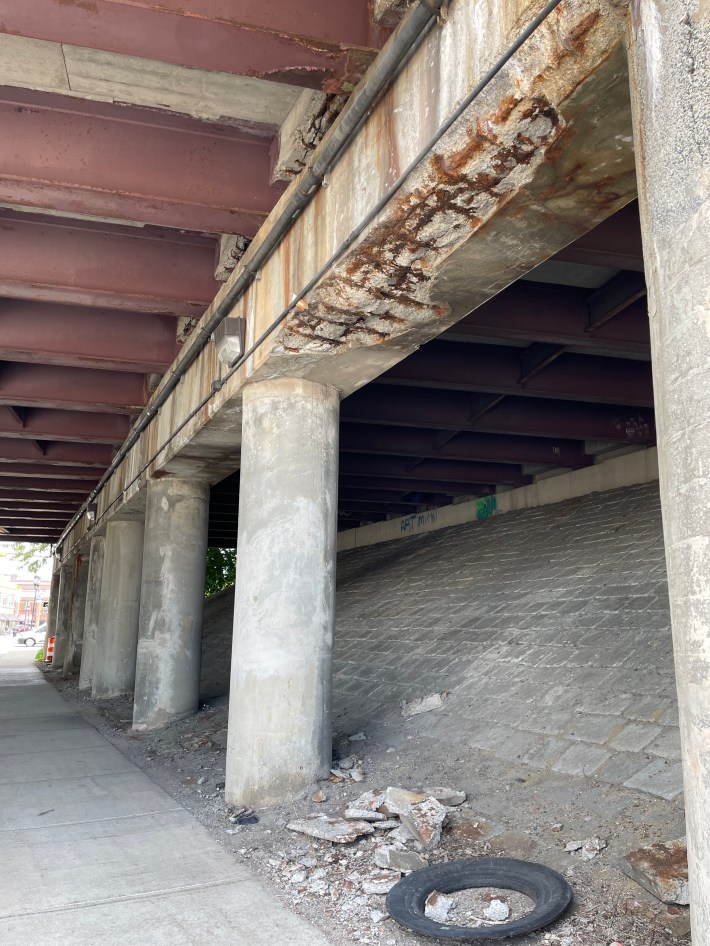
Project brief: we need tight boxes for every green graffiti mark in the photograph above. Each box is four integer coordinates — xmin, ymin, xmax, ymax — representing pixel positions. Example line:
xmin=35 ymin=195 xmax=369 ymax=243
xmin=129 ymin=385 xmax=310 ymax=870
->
xmin=475 ymin=495 xmax=497 ymax=521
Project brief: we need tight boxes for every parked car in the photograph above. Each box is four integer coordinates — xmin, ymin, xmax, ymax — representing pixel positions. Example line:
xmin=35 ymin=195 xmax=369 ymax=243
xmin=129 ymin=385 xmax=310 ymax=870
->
xmin=17 ymin=623 xmax=47 ymax=647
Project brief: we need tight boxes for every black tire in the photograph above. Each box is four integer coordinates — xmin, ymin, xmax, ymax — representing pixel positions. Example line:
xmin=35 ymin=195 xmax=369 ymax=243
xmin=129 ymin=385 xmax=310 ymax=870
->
xmin=25 ymin=638 xmax=35 ymax=647
xmin=386 ymin=857 xmax=572 ymax=941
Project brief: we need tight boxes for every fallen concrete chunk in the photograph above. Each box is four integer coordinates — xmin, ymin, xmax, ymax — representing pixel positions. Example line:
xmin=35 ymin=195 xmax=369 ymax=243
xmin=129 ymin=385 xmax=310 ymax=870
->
xmin=484 ymin=899 xmax=510 ymax=922
xmin=380 ymin=786 xmax=426 ymax=817
xmin=349 ymin=732 xmax=367 ymax=741
xmin=352 ymin=789 xmax=385 ymax=812
xmin=399 ymin=797 xmax=448 ymax=851
xmin=426 ymin=786 xmax=467 ymax=806
xmin=388 ymin=824 xmax=418 ymax=844
xmin=425 ymin=890 xmax=456 ymax=922
xmin=623 ymin=838 xmax=689 ymax=905
xmin=362 ymin=871 xmax=401 ymax=895
xmin=401 ymin=692 xmax=447 ymax=717
xmin=345 ymin=807 xmax=386 ymax=822
xmin=374 ymin=846 xmax=428 ymax=872
xmin=580 ymin=837 xmax=607 ymax=860
xmin=287 ymin=815 xmax=375 ymax=844
xmin=374 ymin=819 xmax=400 ymax=830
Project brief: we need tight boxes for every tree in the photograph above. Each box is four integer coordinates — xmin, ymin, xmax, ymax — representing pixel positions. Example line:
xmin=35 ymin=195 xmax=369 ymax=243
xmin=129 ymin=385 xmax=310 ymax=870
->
xmin=9 ymin=542 xmax=52 ymax=575
xmin=204 ymin=547 xmax=236 ymax=596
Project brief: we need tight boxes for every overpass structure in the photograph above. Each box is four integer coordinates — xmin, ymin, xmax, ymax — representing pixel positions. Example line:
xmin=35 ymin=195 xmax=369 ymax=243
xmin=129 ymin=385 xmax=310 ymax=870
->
xmin=0 ymin=0 xmax=708 ymax=934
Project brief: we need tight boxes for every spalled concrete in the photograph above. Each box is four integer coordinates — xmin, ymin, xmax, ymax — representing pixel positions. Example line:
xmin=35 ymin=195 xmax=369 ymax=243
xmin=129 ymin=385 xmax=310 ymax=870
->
xmin=0 ymin=643 xmax=336 ymax=946
xmin=226 ymin=378 xmax=339 ymax=807
xmin=133 ymin=477 xmax=209 ymax=731
xmin=628 ymin=0 xmax=710 ymax=936
xmin=92 ymin=519 xmax=144 ymax=700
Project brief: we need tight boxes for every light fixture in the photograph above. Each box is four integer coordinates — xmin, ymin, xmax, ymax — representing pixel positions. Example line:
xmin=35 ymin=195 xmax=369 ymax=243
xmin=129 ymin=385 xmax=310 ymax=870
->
xmin=213 ymin=317 xmax=246 ymax=368
xmin=86 ymin=502 xmax=97 ymax=524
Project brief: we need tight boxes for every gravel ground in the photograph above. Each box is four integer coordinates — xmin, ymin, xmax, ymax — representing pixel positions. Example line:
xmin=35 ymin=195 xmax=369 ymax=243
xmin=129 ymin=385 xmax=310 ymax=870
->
xmin=44 ymin=665 xmax=691 ymax=946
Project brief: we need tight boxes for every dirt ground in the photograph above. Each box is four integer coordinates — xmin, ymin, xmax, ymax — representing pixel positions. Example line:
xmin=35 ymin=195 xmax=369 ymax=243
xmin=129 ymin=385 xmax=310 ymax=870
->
xmin=44 ymin=665 xmax=690 ymax=946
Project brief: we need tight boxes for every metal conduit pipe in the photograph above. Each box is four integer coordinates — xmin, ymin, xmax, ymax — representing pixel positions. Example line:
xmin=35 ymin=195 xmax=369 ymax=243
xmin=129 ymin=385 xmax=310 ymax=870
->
xmin=59 ymin=0 xmax=567 ymax=554
xmin=56 ymin=0 xmax=445 ymax=550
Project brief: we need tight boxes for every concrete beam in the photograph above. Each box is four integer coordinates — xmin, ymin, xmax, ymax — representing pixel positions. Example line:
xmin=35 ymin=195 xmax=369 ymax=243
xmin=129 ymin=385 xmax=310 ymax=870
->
xmin=0 ymin=34 xmax=303 ymax=133
xmin=0 ymin=0 xmax=385 ymax=94
xmin=0 ymin=211 xmax=217 ymax=314
xmin=0 ymin=301 xmax=179 ymax=373
xmin=0 ymin=88 xmax=281 ymax=236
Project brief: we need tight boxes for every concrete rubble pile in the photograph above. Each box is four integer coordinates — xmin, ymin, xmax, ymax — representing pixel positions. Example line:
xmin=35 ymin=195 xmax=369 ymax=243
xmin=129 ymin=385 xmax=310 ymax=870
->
xmin=277 ymin=783 xmax=467 ymax=935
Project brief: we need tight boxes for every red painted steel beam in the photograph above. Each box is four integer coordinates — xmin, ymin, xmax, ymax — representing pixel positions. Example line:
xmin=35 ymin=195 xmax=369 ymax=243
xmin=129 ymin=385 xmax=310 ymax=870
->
xmin=342 ymin=387 xmax=656 ymax=443
xmin=0 ymin=439 xmax=112 ymax=466
xmin=0 ymin=478 xmax=94 ymax=492
xmin=339 ymin=486 xmax=450 ymax=505
xmin=339 ymin=423 xmax=590 ymax=468
xmin=554 ymin=202 xmax=644 ymax=271
xmin=0 ymin=464 xmax=100 ymax=480
xmin=0 ymin=300 xmax=179 ymax=373
xmin=0 ymin=0 xmax=385 ymax=94
xmin=383 ymin=343 xmax=654 ymax=407
xmin=0 ymin=364 xmax=146 ymax=414
xmin=0 ymin=212 xmax=217 ymax=314
xmin=445 ymin=283 xmax=650 ymax=353
xmin=340 ymin=454 xmax=529 ymax=486
xmin=0 ymin=503 xmax=79 ymax=514
xmin=0 ymin=490 xmax=84 ymax=505
xmin=338 ymin=500 xmax=415 ymax=515
xmin=0 ymin=407 xmax=130 ymax=445
xmin=0 ymin=90 xmax=280 ymax=236
xmin=339 ymin=475 xmax=496 ymax=496
xmin=0 ymin=532 xmax=63 ymax=542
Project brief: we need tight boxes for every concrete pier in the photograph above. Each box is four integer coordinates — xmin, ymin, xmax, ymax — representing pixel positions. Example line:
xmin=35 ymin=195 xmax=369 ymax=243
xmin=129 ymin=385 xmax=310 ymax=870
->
xmin=133 ymin=477 xmax=209 ymax=730
xmin=51 ymin=561 xmax=75 ymax=669
xmin=92 ymin=520 xmax=145 ymax=699
xmin=63 ymin=553 xmax=89 ymax=676
xmin=78 ymin=536 xmax=105 ymax=692
xmin=628 ymin=1 xmax=710 ymax=937
xmin=226 ymin=378 xmax=339 ymax=807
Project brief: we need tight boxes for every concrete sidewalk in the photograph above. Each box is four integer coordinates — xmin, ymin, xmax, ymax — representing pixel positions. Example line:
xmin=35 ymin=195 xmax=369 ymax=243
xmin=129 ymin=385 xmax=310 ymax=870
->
xmin=0 ymin=644 xmax=334 ymax=946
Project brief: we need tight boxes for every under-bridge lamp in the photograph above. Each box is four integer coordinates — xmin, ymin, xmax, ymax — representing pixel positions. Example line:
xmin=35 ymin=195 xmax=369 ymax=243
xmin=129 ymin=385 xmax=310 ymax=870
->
xmin=213 ymin=317 xmax=246 ymax=368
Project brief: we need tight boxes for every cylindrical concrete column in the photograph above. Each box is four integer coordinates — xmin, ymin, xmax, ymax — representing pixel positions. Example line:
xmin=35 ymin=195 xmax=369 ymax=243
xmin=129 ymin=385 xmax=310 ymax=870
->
xmin=226 ymin=378 xmax=339 ymax=808
xmin=51 ymin=561 xmax=75 ymax=668
xmin=628 ymin=4 xmax=710 ymax=936
xmin=92 ymin=519 xmax=145 ymax=699
xmin=78 ymin=536 xmax=105 ymax=692
xmin=63 ymin=552 xmax=89 ymax=676
xmin=132 ymin=477 xmax=209 ymax=730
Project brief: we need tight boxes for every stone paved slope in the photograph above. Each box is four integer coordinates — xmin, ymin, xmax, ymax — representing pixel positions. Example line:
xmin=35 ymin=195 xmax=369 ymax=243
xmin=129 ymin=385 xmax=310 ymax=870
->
xmin=202 ymin=482 xmax=682 ymax=800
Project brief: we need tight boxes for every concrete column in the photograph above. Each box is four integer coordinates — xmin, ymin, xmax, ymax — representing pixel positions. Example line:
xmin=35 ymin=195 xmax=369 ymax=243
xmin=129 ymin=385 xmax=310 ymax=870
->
xmin=92 ymin=519 xmax=145 ymax=699
xmin=63 ymin=553 xmax=89 ymax=676
xmin=78 ymin=536 xmax=105 ymax=692
xmin=628 ymin=3 xmax=710 ymax=937
xmin=46 ymin=567 xmax=60 ymax=644
xmin=51 ymin=561 xmax=75 ymax=668
xmin=226 ymin=378 xmax=339 ymax=808
xmin=132 ymin=477 xmax=209 ymax=730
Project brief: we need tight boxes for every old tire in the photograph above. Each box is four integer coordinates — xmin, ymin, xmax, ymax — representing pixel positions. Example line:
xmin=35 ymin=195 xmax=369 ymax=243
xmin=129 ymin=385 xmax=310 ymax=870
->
xmin=386 ymin=856 xmax=572 ymax=940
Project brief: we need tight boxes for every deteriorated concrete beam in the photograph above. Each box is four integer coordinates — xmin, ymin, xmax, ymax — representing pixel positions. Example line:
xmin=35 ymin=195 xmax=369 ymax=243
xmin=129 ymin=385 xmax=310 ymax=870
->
xmin=60 ymin=0 xmax=638 ymax=559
